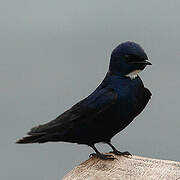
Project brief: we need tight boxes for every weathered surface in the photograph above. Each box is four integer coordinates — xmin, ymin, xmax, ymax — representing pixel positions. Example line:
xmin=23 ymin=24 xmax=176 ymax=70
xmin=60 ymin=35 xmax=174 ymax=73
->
xmin=62 ymin=154 xmax=180 ymax=180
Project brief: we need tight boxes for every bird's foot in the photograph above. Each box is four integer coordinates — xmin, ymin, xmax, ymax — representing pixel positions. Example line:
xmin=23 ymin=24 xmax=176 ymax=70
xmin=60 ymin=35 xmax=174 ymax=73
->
xmin=89 ymin=153 xmax=115 ymax=160
xmin=109 ymin=150 xmax=132 ymax=157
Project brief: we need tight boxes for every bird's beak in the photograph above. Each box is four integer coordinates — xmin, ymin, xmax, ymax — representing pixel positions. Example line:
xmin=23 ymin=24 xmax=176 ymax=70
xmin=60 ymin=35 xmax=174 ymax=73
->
xmin=129 ymin=60 xmax=152 ymax=65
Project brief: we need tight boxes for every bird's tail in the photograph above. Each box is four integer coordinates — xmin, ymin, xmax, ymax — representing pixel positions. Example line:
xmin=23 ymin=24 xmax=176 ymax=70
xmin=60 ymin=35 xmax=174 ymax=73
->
xmin=16 ymin=134 xmax=45 ymax=144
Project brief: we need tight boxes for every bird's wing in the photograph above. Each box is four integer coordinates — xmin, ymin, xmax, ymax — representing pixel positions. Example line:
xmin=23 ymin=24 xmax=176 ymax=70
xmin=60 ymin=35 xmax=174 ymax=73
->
xmin=28 ymin=87 xmax=118 ymax=136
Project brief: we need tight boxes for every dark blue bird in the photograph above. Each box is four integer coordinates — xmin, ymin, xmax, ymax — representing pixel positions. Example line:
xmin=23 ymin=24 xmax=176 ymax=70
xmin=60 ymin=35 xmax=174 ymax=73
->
xmin=17 ymin=41 xmax=152 ymax=160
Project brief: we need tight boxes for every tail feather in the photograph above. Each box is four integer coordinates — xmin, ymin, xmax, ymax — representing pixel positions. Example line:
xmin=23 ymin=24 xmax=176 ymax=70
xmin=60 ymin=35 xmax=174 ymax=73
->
xmin=16 ymin=134 xmax=45 ymax=144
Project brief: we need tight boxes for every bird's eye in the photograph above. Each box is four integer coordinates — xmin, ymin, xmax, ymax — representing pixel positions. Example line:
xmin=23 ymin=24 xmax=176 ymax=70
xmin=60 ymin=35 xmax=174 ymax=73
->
xmin=124 ymin=54 xmax=131 ymax=59
xmin=124 ymin=54 xmax=135 ymax=62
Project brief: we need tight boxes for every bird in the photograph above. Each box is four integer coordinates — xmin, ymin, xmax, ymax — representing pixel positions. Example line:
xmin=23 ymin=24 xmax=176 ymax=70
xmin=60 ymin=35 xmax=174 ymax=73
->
xmin=17 ymin=41 xmax=152 ymax=160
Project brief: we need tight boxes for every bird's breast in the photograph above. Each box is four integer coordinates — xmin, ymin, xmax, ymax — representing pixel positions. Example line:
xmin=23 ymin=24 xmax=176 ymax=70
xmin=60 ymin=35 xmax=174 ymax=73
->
xmin=113 ymin=77 xmax=145 ymax=120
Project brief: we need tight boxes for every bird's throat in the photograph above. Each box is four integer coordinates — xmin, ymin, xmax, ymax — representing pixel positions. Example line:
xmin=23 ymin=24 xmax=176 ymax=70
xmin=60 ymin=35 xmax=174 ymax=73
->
xmin=125 ymin=70 xmax=142 ymax=79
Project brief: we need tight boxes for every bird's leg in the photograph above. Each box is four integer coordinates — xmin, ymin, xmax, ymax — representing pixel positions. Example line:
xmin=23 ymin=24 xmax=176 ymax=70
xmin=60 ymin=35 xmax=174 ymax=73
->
xmin=89 ymin=144 xmax=115 ymax=160
xmin=105 ymin=141 xmax=132 ymax=156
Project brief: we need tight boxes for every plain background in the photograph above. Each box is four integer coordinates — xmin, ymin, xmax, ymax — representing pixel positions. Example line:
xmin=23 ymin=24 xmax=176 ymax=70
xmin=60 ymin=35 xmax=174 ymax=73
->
xmin=1 ymin=0 xmax=180 ymax=179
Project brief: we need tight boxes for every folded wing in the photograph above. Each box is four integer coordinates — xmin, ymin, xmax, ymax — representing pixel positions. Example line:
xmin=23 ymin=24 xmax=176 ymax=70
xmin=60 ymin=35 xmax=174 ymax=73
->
xmin=16 ymin=86 xmax=118 ymax=144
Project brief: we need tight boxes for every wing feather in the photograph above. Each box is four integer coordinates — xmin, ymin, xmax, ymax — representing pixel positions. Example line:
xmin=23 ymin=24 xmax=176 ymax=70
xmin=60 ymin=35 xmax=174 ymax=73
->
xmin=28 ymin=87 xmax=117 ymax=135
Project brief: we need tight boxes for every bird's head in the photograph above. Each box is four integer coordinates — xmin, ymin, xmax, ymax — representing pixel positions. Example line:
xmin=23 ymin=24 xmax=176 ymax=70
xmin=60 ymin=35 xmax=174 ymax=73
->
xmin=109 ymin=41 xmax=151 ymax=78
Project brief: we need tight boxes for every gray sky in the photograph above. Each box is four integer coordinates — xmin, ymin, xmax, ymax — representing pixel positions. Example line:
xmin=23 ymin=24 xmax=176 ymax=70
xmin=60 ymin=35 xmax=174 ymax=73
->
xmin=1 ymin=0 xmax=180 ymax=179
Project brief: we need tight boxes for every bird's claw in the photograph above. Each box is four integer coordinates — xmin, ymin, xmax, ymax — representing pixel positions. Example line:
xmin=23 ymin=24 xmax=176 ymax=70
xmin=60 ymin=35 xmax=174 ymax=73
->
xmin=109 ymin=150 xmax=132 ymax=157
xmin=89 ymin=153 xmax=116 ymax=160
